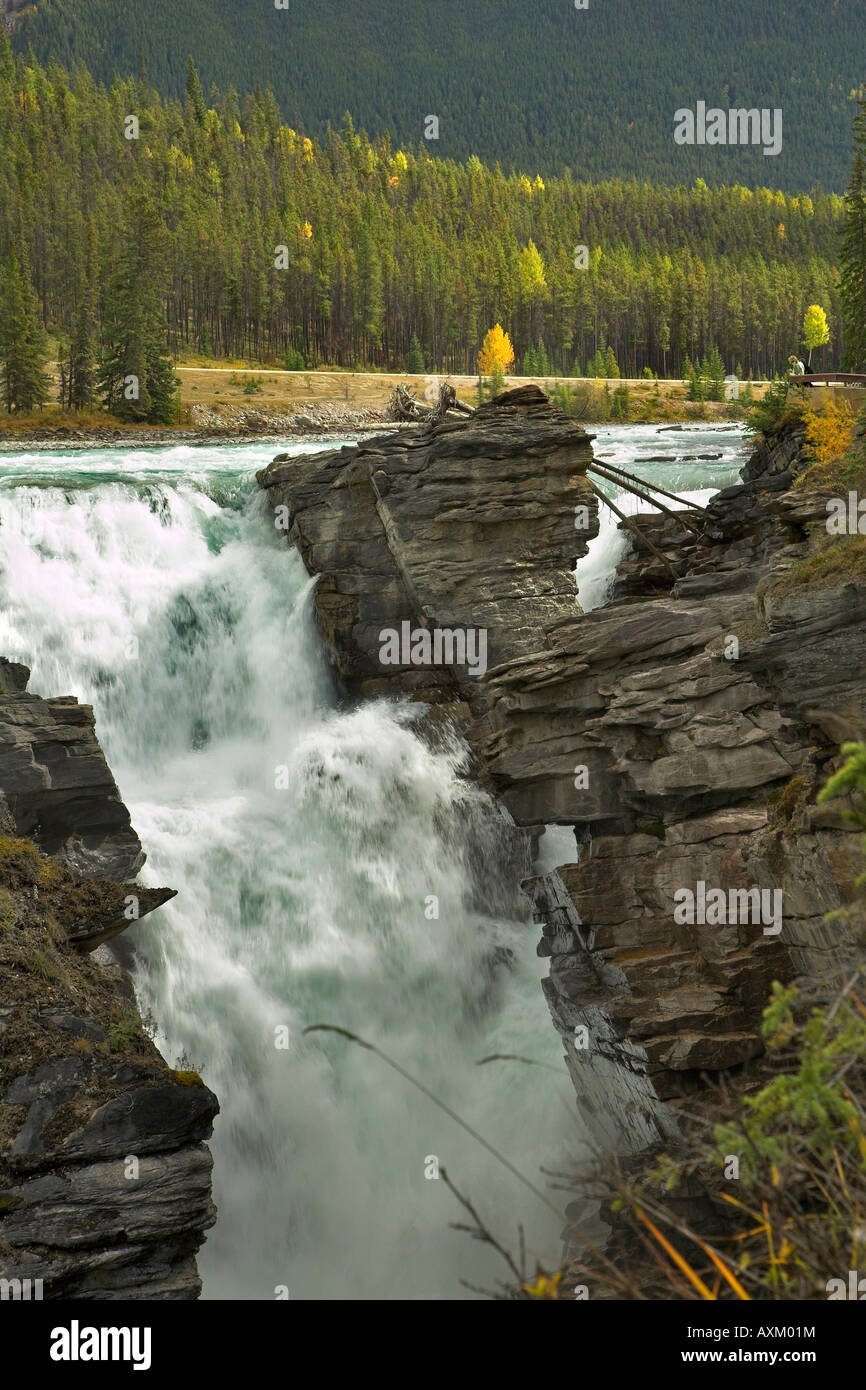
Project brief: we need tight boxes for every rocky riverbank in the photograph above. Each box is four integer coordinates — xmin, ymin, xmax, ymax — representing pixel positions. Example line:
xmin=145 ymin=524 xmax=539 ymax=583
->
xmin=0 ymin=406 xmax=399 ymax=454
xmin=0 ymin=391 xmax=748 ymax=455
xmin=258 ymin=386 xmax=864 ymax=1152
xmin=0 ymin=660 xmax=218 ymax=1299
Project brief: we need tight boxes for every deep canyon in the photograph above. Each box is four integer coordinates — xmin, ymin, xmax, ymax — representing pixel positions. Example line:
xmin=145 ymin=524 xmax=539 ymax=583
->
xmin=1 ymin=393 xmax=861 ymax=1299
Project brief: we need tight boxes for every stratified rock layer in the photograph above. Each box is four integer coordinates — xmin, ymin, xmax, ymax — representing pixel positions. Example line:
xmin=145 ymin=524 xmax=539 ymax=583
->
xmin=0 ymin=666 xmax=218 ymax=1300
xmin=259 ymin=392 xmax=864 ymax=1138
xmin=257 ymin=384 xmax=598 ymax=701
xmin=0 ymin=658 xmax=142 ymax=879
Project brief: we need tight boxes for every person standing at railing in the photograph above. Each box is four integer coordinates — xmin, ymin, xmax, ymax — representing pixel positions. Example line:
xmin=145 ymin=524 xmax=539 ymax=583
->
xmin=787 ymin=354 xmax=806 ymax=379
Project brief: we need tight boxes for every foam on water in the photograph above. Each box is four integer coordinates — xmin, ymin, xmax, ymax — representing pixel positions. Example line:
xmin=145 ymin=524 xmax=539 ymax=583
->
xmin=0 ymin=440 xmax=580 ymax=1300
xmin=0 ymin=425 xmax=746 ymax=1298
xmin=576 ymin=422 xmax=746 ymax=610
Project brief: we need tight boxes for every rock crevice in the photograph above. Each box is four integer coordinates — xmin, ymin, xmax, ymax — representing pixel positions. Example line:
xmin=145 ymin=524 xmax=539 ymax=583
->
xmin=258 ymin=390 xmax=863 ymax=1143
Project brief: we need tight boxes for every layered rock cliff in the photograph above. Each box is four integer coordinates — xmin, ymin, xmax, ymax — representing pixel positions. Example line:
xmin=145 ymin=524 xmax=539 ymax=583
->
xmin=258 ymin=387 xmax=864 ymax=1153
xmin=0 ymin=662 xmax=218 ymax=1299
xmin=259 ymin=386 xmax=599 ymax=702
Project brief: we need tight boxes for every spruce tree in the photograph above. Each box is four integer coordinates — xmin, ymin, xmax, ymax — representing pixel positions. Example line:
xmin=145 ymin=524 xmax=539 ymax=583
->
xmin=69 ymin=222 xmax=98 ymax=410
xmin=586 ymin=347 xmax=605 ymax=378
xmin=603 ymin=344 xmax=620 ymax=379
xmin=705 ymin=344 xmax=726 ymax=400
xmin=0 ymin=250 xmax=50 ymax=414
xmin=405 ymin=333 xmax=425 ymax=373
xmin=98 ymin=193 xmax=177 ymax=423
xmin=0 ymin=43 xmax=855 ymax=384
xmin=185 ymin=56 xmax=207 ymax=126
xmin=683 ymin=357 xmax=700 ymax=400
xmin=841 ymin=96 xmax=866 ymax=371
xmin=355 ymin=225 xmax=384 ymax=359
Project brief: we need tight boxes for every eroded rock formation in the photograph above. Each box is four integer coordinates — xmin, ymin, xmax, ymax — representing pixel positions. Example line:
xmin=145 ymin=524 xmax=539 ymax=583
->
xmin=0 ymin=664 xmax=218 ymax=1299
xmin=258 ymin=388 xmax=864 ymax=1149
xmin=0 ymin=658 xmax=142 ymax=881
xmin=258 ymin=384 xmax=598 ymax=701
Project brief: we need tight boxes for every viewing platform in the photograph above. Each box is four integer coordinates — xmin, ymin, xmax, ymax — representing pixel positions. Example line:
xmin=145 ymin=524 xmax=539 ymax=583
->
xmin=789 ymin=372 xmax=866 ymax=407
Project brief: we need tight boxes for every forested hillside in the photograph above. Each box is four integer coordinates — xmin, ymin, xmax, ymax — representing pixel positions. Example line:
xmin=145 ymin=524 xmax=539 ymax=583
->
xmin=8 ymin=0 xmax=866 ymax=193
xmin=0 ymin=36 xmax=846 ymax=387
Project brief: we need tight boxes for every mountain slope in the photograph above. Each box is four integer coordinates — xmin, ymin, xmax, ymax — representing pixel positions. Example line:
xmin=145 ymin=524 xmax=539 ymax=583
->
xmin=8 ymin=0 xmax=866 ymax=191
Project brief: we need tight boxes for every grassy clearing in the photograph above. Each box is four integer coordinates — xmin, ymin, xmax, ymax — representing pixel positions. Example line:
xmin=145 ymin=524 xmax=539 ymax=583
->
xmin=755 ymin=401 xmax=866 ymax=599
xmin=0 ymin=406 xmax=178 ymax=436
xmin=769 ymin=536 xmax=866 ymax=596
xmin=0 ymin=369 xmax=771 ymax=432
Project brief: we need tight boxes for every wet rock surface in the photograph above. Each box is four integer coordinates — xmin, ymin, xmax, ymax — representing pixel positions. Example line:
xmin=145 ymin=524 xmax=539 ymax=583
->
xmin=0 ymin=658 xmax=142 ymax=880
xmin=259 ymin=389 xmax=865 ymax=1139
xmin=258 ymin=384 xmax=599 ymax=701
xmin=0 ymin=666 xmax=218 ymax=1300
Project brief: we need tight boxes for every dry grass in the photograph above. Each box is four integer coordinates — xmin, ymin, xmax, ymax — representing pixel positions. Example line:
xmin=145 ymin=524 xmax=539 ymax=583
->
xmin=500 ymin=978 xmax=866 ymax=1302
xmin=768 ymin=536 xmax=866 ymax=597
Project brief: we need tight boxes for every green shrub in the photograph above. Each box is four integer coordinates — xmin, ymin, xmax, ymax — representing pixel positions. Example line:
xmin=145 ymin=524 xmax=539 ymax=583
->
xmin=744 ymin=375 xmax=800 ymax=437
xmin=108 ymin=1012 xmax=143 ymax=1053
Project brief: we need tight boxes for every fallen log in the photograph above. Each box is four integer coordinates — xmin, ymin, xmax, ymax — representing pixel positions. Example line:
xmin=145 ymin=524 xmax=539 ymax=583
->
xmin=386 ymin=380 xmax=474 ymax=424
xmin=588 ymin=480 xmax=679 ymax=581
xmin=588 ymin=463 xmax=701 ymax=535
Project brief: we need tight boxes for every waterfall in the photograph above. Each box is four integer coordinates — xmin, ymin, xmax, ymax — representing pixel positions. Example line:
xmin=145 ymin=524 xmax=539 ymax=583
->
xmin=0 ymin=441 xmax=578 ymax=1300
xmin=0 ymin=426 xmax=746 ymax=1298
xmin=575 ymin=422 xmax=744 ymax=611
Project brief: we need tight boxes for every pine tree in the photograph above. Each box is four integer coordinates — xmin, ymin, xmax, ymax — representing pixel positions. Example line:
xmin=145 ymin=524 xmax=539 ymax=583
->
xmin=355 ymin=225 xmax=384 ymax=358
xmin=0 ymin=28 xmax=13 ymax=86
xmin=586 ymin=347 xmax=606 ymax=378
xmin=841 ymin=97 xmax=866 ymax=371
xmin=69 ymin=223 xmax=98 ymax=410
xmin=518 ymin=240 xmax=547 ymax=347
xmin=185 ymin=56 xmax=207 ymax=126
xmin=98 ymin=194 xmax=177 ymax=423
xmin=682 ymin=357 xmax=700 ymax=401
xmin=0 ymin=42 xmax=852 ymax=384
xmin=704 ymin=344 xmax=726 ymax=400
xmin=405 ymin=333 xmax=425 ymax=373
xmin=611 ymin=382 xmax=630 ymax=419
xmin=0 ymin=250 xmax=50 ymax=414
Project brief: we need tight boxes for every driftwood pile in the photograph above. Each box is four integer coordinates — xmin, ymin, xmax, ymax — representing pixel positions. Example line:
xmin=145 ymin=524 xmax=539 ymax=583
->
xmin=386 ymin=381 xmax=473 ymax=425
